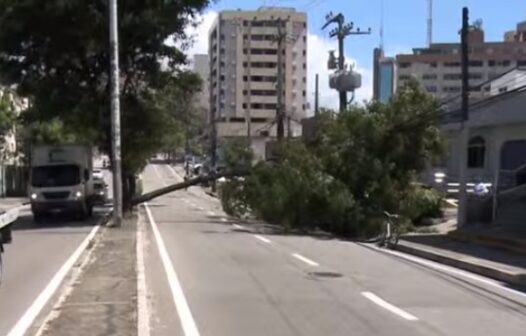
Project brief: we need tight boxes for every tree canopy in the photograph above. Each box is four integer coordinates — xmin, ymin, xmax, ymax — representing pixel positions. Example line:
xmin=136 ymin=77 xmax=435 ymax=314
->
xmin=220 ymin=81 xmax=445 ymax=237
xmin=0 ymin=0 xmax=210 ymax=175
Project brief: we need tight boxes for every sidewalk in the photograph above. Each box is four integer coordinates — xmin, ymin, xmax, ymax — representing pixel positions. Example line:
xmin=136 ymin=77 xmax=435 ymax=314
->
xmin=37 ymin=215 xmax=137 ymax=336
xmin=396 ymin=234 xmax=526 ymax=287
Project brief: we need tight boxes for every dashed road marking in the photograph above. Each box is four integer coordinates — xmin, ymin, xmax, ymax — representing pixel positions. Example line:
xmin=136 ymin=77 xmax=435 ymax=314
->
xmin=232 ymin=224 xmax=245 ymax=230
xmin=292 ymin=253 xmax=319 ymax=267
xmin=362 ymin=292 xmax=418 ymax=321
xmin=254 ymin=235 xmax=272 ymax=244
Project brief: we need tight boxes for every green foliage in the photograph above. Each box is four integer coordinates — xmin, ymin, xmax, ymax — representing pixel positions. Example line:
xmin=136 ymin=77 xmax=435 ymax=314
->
xmin=401 ymin=184 xmax=444 ymax=225
xmin=0 ymin=91 xmax=16 ymax=145
xmin=0 ymin=0 xmax=209 ymax=173
xmin=220 ymin=81 xmax=445 ymax=238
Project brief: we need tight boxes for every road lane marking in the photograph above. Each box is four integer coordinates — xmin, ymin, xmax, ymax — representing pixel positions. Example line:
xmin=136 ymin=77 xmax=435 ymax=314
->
xmin=165 ymin=164 xmax=185 ymax=182
xmin=7 ymin=225 xmax=100 ymax=336
xmin=254 ymin=235 xmax=272 ymax=244
xmin=221 ymin=218 xmax=228 ymax=222
xmin=232 ymin=224 xmax=245 ymax=230
xmin=144 ymin=204 xmax=200 ymax=336
xmin=361 ymin=292 xmax=418 ymax=321
xmin=366 ymin=244 xmax=526 ymax=300
xmin=197 ymin=206 xmax=204 ymax=211
xmin=137 ymin=212 xmax=151 ymax=336
xmin=207 ymin=211 xmax=216 ymax=216
xmin=292 ymin=253 xmax=319 ymax=267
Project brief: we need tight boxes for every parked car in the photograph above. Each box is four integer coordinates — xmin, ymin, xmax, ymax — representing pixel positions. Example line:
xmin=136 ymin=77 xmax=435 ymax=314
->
xmin=93 ymin=179 xmax=108 ymax=205
xmin=93 ymin=169 xmax=104 ymax=180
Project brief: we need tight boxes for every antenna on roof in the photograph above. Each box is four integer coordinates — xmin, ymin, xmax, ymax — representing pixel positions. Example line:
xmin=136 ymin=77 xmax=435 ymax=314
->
xmin=380 ymin=0 xmax=384 ymax=50
xmin=427 ymin=0 xmax=433 ymax=46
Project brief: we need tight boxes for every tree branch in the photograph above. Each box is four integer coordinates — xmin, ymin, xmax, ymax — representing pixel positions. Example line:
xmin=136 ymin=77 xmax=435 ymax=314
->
xmin=131 ymin=168 xmax=250 ymax=206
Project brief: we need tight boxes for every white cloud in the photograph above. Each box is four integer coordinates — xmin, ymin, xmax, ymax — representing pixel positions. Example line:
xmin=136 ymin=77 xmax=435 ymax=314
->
xmin=181 ymin=11 xmax=373 ymax=111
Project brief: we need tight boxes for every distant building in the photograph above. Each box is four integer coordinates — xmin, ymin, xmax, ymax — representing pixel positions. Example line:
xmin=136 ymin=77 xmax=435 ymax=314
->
xmin=192 ymin=54 xmax=210 ymax=128
xmin=373 ymin=48 xmax=395 ymax=103
xmin=209 ymin=7 xmax=308 ymax=159
xmin=486 ymin=66 xmax=526 ymax=96
xmin=393 ymin=21 xmax=526 ymax=102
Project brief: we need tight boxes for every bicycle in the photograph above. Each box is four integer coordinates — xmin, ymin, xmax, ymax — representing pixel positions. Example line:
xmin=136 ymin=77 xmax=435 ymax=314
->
xmin=377 ymin=211 xmax=401 ymax=249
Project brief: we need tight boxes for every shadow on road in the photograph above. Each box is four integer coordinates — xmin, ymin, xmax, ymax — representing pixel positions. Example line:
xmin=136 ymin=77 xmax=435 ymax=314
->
xmin=11 ymin=208 xmax=107 ymax=231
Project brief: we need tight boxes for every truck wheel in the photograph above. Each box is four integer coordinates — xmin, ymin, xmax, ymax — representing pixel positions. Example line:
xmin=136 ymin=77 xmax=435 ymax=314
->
xmin=33 ymin=212 xmax=44 ymax=223
xmin=87 ymin=204 xmax=94 ymax=218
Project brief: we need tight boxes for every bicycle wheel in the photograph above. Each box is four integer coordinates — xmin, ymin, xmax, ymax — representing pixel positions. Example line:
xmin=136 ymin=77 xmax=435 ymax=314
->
xmin=377 ymin=230 xmax=387 ymax=247
xmin=387 ymin=229 xmax=400 ymax=249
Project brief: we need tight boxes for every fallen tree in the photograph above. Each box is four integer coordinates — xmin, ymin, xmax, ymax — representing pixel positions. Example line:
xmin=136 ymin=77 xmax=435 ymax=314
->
xmin=131 ymin=169 xmax=250 ymax=206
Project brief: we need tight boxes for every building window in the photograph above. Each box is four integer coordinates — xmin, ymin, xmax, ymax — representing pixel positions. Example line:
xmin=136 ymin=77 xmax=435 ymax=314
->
xmin=422 ymin=74 xmax=437 ymax=80
xmin=501 ymin=60 xmax=511 ymax=66
xmin=302 ymin=90 xmax=306 ymax=97
xmin=469 ymin=60 xmax=483 ymax=67
xmin=443 ymin=86 xmax=461 ymax=93
xmin=243 ymin=90 xmax=247 ymax=95
xmin=444 ymin=62 xmax=460 ymax=67
xmin=242 ymin=103 xmax=247 ymax=108
xmin=399 ymin=62 xmax=411 ymax=68
xmin=518 ymin=60 xmax=526 ymax=66
xmin=443 ymin=73 xmax=462 ymax=80
xmin=398 ymin=75 xmax=411 ymax=81
xmin=468 ymin=136 xmax=485 ymax=168
xmin=425 ymin=86 xmax=437 ymax=93
xmin=488 ymin=60 xmax=496 ymax=67
xmin=499 ymin=86 xmax=508 ymax=93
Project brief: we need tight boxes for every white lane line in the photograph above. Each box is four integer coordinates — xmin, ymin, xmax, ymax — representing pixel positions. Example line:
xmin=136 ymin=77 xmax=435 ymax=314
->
xmin=137 ymin=212 xmax=151 ymax=336
xmin=221 ymin=218 xmax=228 ymax=222
xmin=7 ymin=225 xmax=100 ymax=336
xmin=144 ymin=204 xmax=200 ymax=336
xmin=367 ymin=244 xmax=526 ymax=300
xmin=292 ymin=253 xmax=319 ymax=267
xmin=362 ymin=292 xmax=418 ymax=321
xmin=207 ymin=211 xmax=216 ymax=216
xmin=197 ymin=206 xmax=204 ymax=211
xmin=253 ymin=235 xmax=272 ymax=244
xmin=232 ymin=224 xmax=245 ymax=230
xmin=165 ymin=164 xmax=185 ymax=182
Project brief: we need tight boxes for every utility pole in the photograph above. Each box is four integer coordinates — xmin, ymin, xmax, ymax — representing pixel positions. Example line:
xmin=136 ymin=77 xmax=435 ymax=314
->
xmin=275 ymin=18 xmax=287 ymax=141
xmin=457 ymin=6 xmax=470 ymax=228
xmin=109 ymin=0 xmax=122 ymax=227
xmin=314 ymin=73 xmax=319 ymax=116
xmin=323 ymin=12 xmax=370 ymax=112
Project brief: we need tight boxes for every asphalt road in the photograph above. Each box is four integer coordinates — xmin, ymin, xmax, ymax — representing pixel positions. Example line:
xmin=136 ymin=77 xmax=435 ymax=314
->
xmin=0 ymin=165 xmax=111 ymax=336
xmin=140 ymin=163 xmax=526 ymax=336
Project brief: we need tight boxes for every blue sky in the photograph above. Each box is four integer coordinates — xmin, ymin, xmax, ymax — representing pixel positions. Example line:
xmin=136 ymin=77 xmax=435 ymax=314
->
xmin=191 ymin=0 xmax=526 ymax=109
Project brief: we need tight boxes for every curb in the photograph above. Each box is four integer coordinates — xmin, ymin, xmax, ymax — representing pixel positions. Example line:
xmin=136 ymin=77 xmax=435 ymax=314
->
xmin=395 ymin=242 xmax=526 ymax=287
xmin=448 ymin=230 xmax=526 ymax=255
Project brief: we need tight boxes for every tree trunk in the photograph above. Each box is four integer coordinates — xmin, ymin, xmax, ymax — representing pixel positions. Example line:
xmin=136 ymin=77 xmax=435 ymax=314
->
xmin=131 ymin=169 xmax=249 ymax=206
xmin=122 ymin=172 xmax=136 ymax=212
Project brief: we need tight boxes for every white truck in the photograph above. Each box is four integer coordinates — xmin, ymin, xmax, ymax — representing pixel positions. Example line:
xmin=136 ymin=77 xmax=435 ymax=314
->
xmin=29 ymin=145 xmax=95 ymax=221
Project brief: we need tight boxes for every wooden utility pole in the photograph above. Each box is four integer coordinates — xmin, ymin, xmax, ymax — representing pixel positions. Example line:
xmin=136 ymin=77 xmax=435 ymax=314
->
xmin=109 ymin=0 xmax=122 ymax=227
xmin=314 ymin=73 xmax=319 ymax=116
xmin=275 ymin=18 xmax=286 ymax=141
xmin=457 ymin=7 xmax=470 ymax=228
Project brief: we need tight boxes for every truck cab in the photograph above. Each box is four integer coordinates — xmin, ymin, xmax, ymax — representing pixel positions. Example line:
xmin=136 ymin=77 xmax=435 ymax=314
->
xmin=29 ymin=145 xmax=94 ymax=221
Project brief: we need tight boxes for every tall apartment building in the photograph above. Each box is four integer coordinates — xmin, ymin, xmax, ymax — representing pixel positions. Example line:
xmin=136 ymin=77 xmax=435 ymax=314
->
xmin=394 ymin=20 xmax=526 ymax=103
xmin=209 ymin=7 xmax=307 ymax=159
